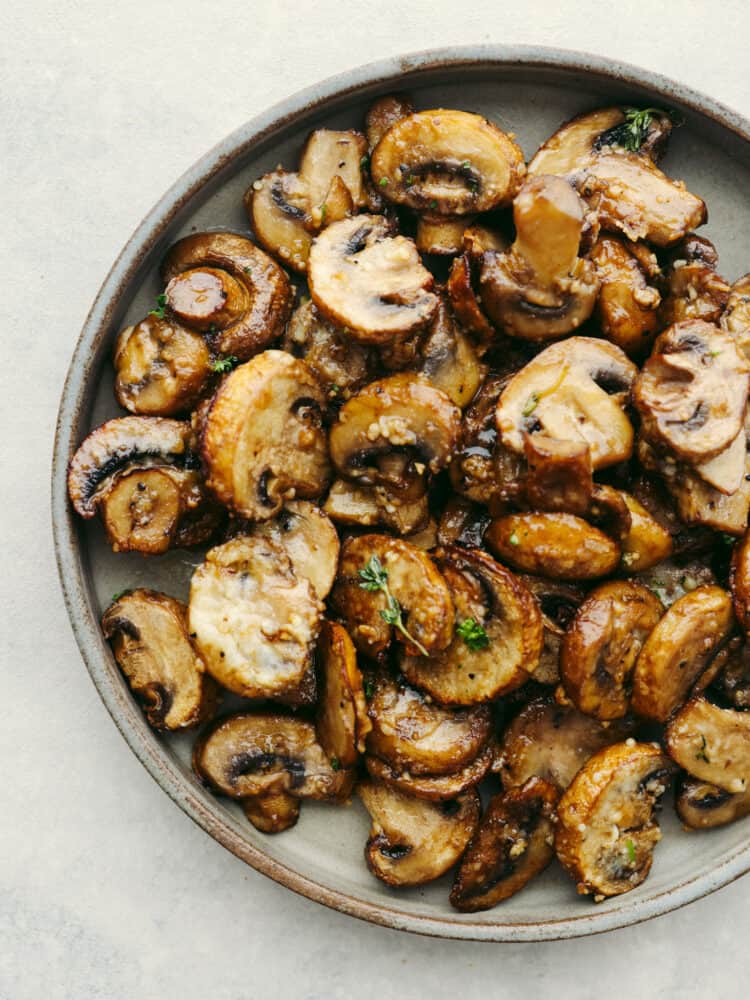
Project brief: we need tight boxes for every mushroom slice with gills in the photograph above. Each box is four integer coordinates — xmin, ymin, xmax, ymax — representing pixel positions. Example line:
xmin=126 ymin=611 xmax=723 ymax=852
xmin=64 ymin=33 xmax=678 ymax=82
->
xmin=365 ymin=93 xmax=415 ymax=150
xmin=329 ymin=373 xmax=461 ymax=485
xmin=588 ymin=236 xmax=661 ymax=358
xmin=245 ymin=169 xmax=314 ymax=274
xmin=113 ymin=315 xmax=211 ymax=416
xmin=323 ymin=478 xmax=430 ymax=537
xmin=450 ymin=778 xmax=559 ymax=912
xmin=479 ymin=176 xmax=599 ymax=341
xmin=400 ymin=546 xmax=543 ymax=706
xmin=298 ymin=128 xmax=368 ymax=222
xmin=665 ymin=697 xmax=750 ymax=794
xmin=188 ymin=535 xmax=322 ymax=701
xmin=411 ymin=294 xmax=484 ymax=408
xmin=631 ymin=585 xmax=734 ymax=722
xmin=658 ymin=236 xmax=730 ymax=328
xmin=242 ymin=792 xmax=301 ymax=834
xmin=308 ymin=215 xmax=438 ymax=343
xmin=316 ymin=622 xmax=370 ymax=770
xmin=619 ymin=491 xmax=674 ymax=572
xmin=498 ymin=695 xmax=636 ymax=792
xmin=676 ymin=777 xmax=750 ymax=830
xmin=560 ymin=581 xmax=664 ymax=721
xmin=370 ymin=109 xmax=525 ymax=217
xmin=365 ymin=672 xmax=492 ymax=776
xmin=67 ymin=416 xmax=196 ymax=520
xmin=161 ymin=232 xmax=293 ymax=360
xmin=555 ymin=741 xmax=673 ymax=899
xmin=201 ymin=350 xmax=330 ymax=522
xmin=633 ymin=319 xmax=750 ymax=464
xmin=364 ymin=742 xmax=494 ymax=802
xmin=282 ymin=298 xmax=375 ymax=400
xmin=447 ymin=253 xmax=496 ymax=346
xmin=523 ymin=434 xmax=593 ymax=517
xmin=516 ymin=576 xmax=586 ymax=686
xmin=358 ymin=782 xmax=480 ymax=888
xmin=486 ymin=512 xmax=621 ymax=581
xmin=721 ymin=274 xmax=750 ymax=361
xmin=329 ymin=534 xmax=454 ymax=659
xmin=496 ymin=337 xmax=637 ymax=470
xmin=193 ymin=713 xmax=349 ymax=800
xmin=730 ymin=531 xmax=750 ymax=633
xmin=102 ymin=590 xmax=217 ymax=731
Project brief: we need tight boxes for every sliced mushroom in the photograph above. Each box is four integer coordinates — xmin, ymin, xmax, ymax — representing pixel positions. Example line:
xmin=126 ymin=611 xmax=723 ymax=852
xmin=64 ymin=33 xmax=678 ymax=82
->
xmin=658 ymin=236 xmax=730 ymax=328
xmin=102 ymin=589 xmax=217 ymax=730
xmin=370 ymin=109 xmax=525 ymax=216
xmin=676 ymin=777 xmax=750 ymax=830
xmin=358 ymin=782 xmax=480 ymax=887
xmin=364 ymin=742 xmax=494 ymax=801
xmin=201 ymin=350 xmax=330 ymax=521
xmin=330 ymin=534 xmax=454 ymax=659
xmin=242 ymin=792 xmax=301 ymax=834
xmin=480 ymin=176 xmax=599 ymax=341
xmin=308 ymin=215 xmax=438 ymax=343
xmin=619 ymin=491 xmax=674 ymax=572
xmin=721 ymin=274 xmax=750 ymax=361
xmin=730 ymin=531 xmax=750 ymax=633
xmin=412 ymin=294 xmax=484 ymax=408
xmin=245 ymin=169 xmax=314 ymax=274
xmin=400 ymin=545 xmax=543 ymax=705
xmin=365 ymin=672 xmax=491 ymax=776
xmin=188 ymin=536 xmax=322 ymax=701
xmin=365 ymin=93 xmax=415 ymax=150
xmin=447 ymin=253 xmax=497 ymax=345
xmin=193 ymin=713 xmax=348 ymax=799
xmin=298 ymin=128 xmax=368 ymax=220
xmin=516 ymin=576 xmax=586 ymax=686
xmin=708 ymin=635 xmax=750 ymax=710
xmin=560 ymin=581 xmax=664 ymax=720
xmin=415 ymin=215 xmax=473 ymax=256
xmin=589 ymin=236 xmax=661 ymax=357
xmin=665 ymin=696 xmax=750 ymax=793
xmin=323 ymin=477 xmax=430 ymax=536
xmin=449 ymin=778 xmax=559 ymax=912
xmin=486 ymin=512 xmax=621 ymax=581
xmin=523 ymin=434 xmax=593 ymax=516
xmin=555 ymin=741 xmax=673 ymax=898
xmin=629 ymin=473 xmax=717 ymax=561
xmin=496 ymin=337 xmax=637 ymax=469
xmin=436 ymin=497 xmax=491 ymax=550
xmin=316 ymin=621 xmax=370 ymax=770
xmin=586 ymin=483 xmax=632 ymax=543
xmin=631 ymin=585 xmax=734 ymax=722
xmin=160 ymin=232 xmax=293 ymax=360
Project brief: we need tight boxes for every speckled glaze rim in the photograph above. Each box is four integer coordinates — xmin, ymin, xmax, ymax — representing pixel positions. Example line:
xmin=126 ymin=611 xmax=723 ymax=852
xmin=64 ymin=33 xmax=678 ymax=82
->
xmin=52 ymin=45 xmax=750 ymax=942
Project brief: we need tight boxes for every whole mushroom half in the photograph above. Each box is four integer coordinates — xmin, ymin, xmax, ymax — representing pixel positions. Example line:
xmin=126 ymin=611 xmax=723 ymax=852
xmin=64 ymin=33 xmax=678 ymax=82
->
xmin=665 ymin=697 xmax=750 ymax=795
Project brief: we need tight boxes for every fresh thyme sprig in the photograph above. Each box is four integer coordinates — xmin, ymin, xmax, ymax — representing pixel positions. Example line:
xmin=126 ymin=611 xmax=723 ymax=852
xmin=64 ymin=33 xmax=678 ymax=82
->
xmin=618 ymin=107 xmax=667 ymax=152
xmin=358 ymin=554 xmax=429 ymax=657
xmin=456 ymin=617 xmax=490 ymax=651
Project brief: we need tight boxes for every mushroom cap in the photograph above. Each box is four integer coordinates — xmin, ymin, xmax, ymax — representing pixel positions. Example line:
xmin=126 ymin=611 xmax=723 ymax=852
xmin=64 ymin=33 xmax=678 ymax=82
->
xmin=665 ymin=697 xmax=750 ymax=794
xmin=620 ymin=491 xmax=674 ymax=572
xmin=363 ymin=742 xmax=493 ymax=801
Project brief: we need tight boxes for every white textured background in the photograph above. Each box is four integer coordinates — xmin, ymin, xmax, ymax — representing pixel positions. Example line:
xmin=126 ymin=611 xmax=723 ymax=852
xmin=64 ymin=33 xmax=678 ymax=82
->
xmin=3 ymin=2 xmax=749 ymax=997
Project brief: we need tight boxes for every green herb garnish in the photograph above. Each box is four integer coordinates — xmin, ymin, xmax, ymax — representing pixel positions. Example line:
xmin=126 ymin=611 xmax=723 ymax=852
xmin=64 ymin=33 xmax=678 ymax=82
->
xmin=211 ymin=356 xmax=239 ymax=375
xmin=618 ymin=107 xmax=666 ymax=152
xmin=149 ymin=293 xmax=168 ymax=319
xmin=111 ymin=590 xmax=128 ymax=602
xmin=696 ymin=734 xmax=710 ymax=763
xmin=522 ymin=393 xmax=539 ymax=417
xmin=360 ymin=155 xmax=369 ymax=170
xmin=363 ymin=678 xmax=375 ymax=700
xmin=330 ymin=756 xmax=341 ymax=771
xmin=358 ymin=554 xmax=429 ymax=656
xmin=429 ymin=199 xmax=438 ymax=209
xmin=462 ymin=160 xmax=471 ymax=169
xmin=456 ymin=617 xmax=490 ymax=651
xmin=625 ymin=838 xmax=636 ymax=863
xmin=320 ymin=203 xmax=327 ymax=223
xmin=379 ymin=177 xmax=388 ymax=187
xmin=509 ymin=531 xmax=520 ymax=546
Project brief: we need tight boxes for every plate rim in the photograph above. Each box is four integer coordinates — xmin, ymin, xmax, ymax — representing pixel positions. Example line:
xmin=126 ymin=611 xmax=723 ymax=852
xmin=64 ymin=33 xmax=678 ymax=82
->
xmin=51 ymin=43 xmax=750 ymax=942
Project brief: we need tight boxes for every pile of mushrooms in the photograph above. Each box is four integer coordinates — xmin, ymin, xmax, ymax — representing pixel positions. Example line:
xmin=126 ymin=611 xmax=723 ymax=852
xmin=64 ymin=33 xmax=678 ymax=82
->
xmin=68 ymin=95 xmax=750 ymax=911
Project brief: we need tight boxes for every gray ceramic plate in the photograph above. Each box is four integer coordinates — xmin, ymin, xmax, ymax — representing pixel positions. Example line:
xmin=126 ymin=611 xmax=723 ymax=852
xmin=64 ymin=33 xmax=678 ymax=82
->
xmin=52 ymin=45 xmax=750 ymax=941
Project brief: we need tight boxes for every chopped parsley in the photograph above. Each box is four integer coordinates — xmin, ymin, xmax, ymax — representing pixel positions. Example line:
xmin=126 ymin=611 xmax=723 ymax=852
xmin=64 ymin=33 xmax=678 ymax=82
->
xmin=111 ymin=590 xmax=128 ymax=602
xmin=379 ymin=177 xmax=389 ymax=187
xmin=625 ymin=838 xmax=636 ymax=863
xmin=363 ymin=677 xmax=375 ymax=700
xmin=358 ymin=554 xmax=429 ymax=656
xmin=360 ymin=154 xmax=369 ymax=170
xmin=429 ymin=199 xmax=438 ymax=209
xmin=522 ymin=393 xmax=539 ymax=417
xmin=330 ymin=756 xmax=341 ymax=771
xmin=211 ymin=356 xmax=239 ymax=375
xmin=320 ymin=203 xmax=327 ymax=223
xmin=509 ymin=531 xmax=520 ymax=546
xmin=149 ymin=293 xmax=168 ymax=319
xmin=456 ymin=617 xmax=490 ymax=651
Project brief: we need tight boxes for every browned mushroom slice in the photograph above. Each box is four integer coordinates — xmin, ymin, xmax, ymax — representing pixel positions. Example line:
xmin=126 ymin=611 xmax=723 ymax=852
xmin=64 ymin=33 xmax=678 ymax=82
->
xmin=358 ymin=782 xmax=480 ymax=887
xmin=415 ymin=215 xmax=473 ymax=256
xmin=708 ymin=635 xmax=750 ymax=709
xmin=436 ymin=497 xmax=491 ymax=550
xmin=400 ymin=546 xmax=542 ymax=706
xmin=555 ymin=741 xmax=673 ymax=898
xmin=480 ymin=176 xmax=599 ymax=341
xmin=316 ymin=622 xmax=370 ymax=769
xmin=486 ymin=512 xmax=621 ymax=581
xmin=323 ymin=478 xmax=430 ymax=536
xmin=308 ymin=215 xmax=438 ymax=343
xmin=245 ymin=169 xmax=314 ymax=274
xmin=365 ymin=672 xmax=491 ymax=776
xmin=658 ymin=236 xmax=730 ymax=328
xmin=676 ymin=778 xmax=750 ymax=830
xmin=731 ymin=531 xmax=750 ymax=633
xmin=619 ymin=491 xmax=674 ymax=572
xmin=665 ymin=697 xmax=750 ymax=794
xmin=721 ymin=274 xmax=750 ymax=361
xmin=113 ymin=315 xmax=211 ymax=416
xmin=496 ymin=337 xmax=637 ymax=470
xmin=161 ymin=232 xmax=293 ymax=360
xmin=282 ymin=298 xmax=375 ymax=399
xmin=450 ymin=778 xmax=559 ymax=912
xmin=589 ymin=236 xmax=661 ymax=357
xmin=370 ymin=109 xmax=525 ymax=216
xmin=560 ymin=581 xmax=664 ymax=720
xmin=523 ymin=434 xmax=593 ymax=516
xmin=299 ymin=129 xmax=368 ymax=220
xmin=202 ymin=350 xmax=330 ymax=521
xmin=412 ymin=294 xmax=484 ymax=408
xmin=188 ymin=536 xmax=322 ymax=701
xmin=631 ymin=586 xmax=734 ymax=722
xmin=364 ymin=742 xmax=494 ymax=801
xmin=329 ymin=373 xmax=460 ymax=485
xmin=447 ymin=253 xmax=496 ymax=345
xmin=330 ymin=534 xmax=454 ymax=659
xmin=463 ymin=221 xmax=510 ymax=258
xmin=365 ymin=93 xmax=415 ymax=149
xmin=516 ymin=577 xmax=586 ymax=686
xmin=242 ymin=792 xmax=301 ymax=834
xmin=102 ymin=589 xmax=216 ymax=730
xmin=194 ymin=713 xmax=348 ymax=799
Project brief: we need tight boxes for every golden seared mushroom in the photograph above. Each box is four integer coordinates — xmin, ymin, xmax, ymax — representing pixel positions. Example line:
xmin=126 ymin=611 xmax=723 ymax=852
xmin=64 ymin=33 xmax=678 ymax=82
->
xmin=523 ymin=435 xmax=593 ymax=516
xmin=589 ymin=236 xmax=661 ymax=357
xmin=160 ymin=232 xmax=293 ymax=360
xmin=245 ymin=169 xmax=314 ymax=274
xmin=365 ymin=672 xmax=492 ymax=776
xmin=242 ymin=793 xmax=301 ymax=834
xmin=358 ymin=782 xmax=480 ymax=887
xmin=282 ymin=297 xmax=375 ymax=399
xmin=658 ymin=236 xmax=730 ymax=328
xmin=437 ymin=497 xmax=492 ymax=550
xmin=708 ymin=635 xmax=750 ymax=710
xmin=298 ymin=128 xmax=368 ymax=225
xmin=619 ymin=491 xmax=674 ymax=572
xmin=486 ymin=512 xmax=621 ymax=581
xmin=495 ymin=337 xmax=637 ymax=470
xmin=307 ymin=215 xmax=438 ymax=343
xmin=364 ymin=742 xmax=494 ymax=802
xmin=194 ymin=713 xmax=349 ymax=800
xmin=665 ymin=697 xmax=750 ymax=794
xmin=517 ymin=576 xmax=586 ymax=686
xmin=479 ymin=175 xmax=599 ymax=341
xmin=329 ymin=373 xmax=461 ymax=486
xmin=412 ymin=295 xmax=484 ymax=408
xmin=365 ymin=93 xmax=416 ymax=149
xmin=102 ymin=590 xmax=217 ymax=730
xmin=450 ymin=778 xmax=559 ymax=912
xmin=447 ymin=253 xmax=497 ymax=345
xmin=555 ymin=741 xmax=673 ymax=899
xmin=631 ymin=586 xmax=734 ymax=722
xmin=188 ymin=535 xmax=322 ymax=702
xmin=721 ymin=274 xmax=750 ymax=360
xmin=330 ymin=534 xmax=454 ymax=659
xmin=731 ymin=532 xmax=750 ymax=632
xmin=323 ymin=478 xmax=430 ymax=537
xmin=202 ymin=351 xmax=330 ymax=521
xmin=415 ymin=216 xmax=475 ymax=257
xmin=316 ymin=622 xmax=370 ymax=770
xmin=113 ymin=314 xmax=211 ymax=416
xmin=400 ymin=546 xmax=543 ymax=706
xmin=560 ymin=581 xmax=664 ymax=720
xmin=676 ymin=778 xmax=750 ymax=830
